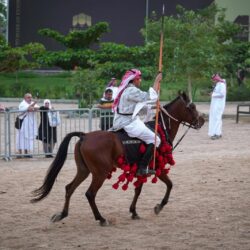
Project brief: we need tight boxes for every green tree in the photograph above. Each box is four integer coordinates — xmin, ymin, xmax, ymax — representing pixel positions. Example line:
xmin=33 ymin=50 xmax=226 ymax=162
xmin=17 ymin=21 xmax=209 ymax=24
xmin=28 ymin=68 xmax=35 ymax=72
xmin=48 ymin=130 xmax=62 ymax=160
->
xmin=93 ymin=42 xmax=157 ymax=80
xmin=0 ymin=42 xmax=45 ymax=73
xmin=39 ymin=22 xmax=109 ymax=49
xmin=0 ymin=0 xmax=6 ymax=37
xmin=71 ymin=68 xmax=102 ymax=108
xmin=37 ymin=22 xmax=110 ymax=70
xmin=36 ymin=49 xmax=96 ymax=70
xmin=37 ymin=22 xmax=158 ymax=78
xmin=144 ymin=4 xmax=244 ymax=99
xmin=214 ymin=8 xmax=249 ymax=84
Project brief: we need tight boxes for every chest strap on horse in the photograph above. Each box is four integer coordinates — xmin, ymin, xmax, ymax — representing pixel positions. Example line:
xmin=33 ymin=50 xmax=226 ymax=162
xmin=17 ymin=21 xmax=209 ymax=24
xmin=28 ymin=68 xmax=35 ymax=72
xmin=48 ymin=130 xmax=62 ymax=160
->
xmin=160 ymin=110 xmax=172 ymax=146
xmin=160 ymin=105 xmax=192 ymax=150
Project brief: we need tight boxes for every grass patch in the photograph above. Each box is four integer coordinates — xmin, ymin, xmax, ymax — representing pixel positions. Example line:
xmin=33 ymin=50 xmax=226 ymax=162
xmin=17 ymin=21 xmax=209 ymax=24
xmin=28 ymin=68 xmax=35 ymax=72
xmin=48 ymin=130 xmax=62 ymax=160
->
xmin=0 ymin=71 xmax=249 ymax=102
xmin=0 ymin=72 xmax=74 ymax=99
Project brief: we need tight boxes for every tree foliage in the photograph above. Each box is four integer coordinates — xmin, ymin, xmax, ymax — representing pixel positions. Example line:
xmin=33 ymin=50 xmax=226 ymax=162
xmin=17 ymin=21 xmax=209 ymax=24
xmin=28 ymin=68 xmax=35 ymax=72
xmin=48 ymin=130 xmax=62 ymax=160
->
xmin=144 ymin=4 xmax=249 ymax=99
xmin=38 ymin=22 xmax=110 ymax=50
xmin=71 ymin=68 xmax=102 ymax=108
xmin=0 ymin=42 xmax=45 ymax=72
xmin=36 ymin=49 xmax=96 ymax=70
xmin=0 ymin=0 xmax=6 ymax=37
xmin=37 ymin=23 xmax=158 ymax=80
xmin=37 ymin=22 xmax=110 ymax=70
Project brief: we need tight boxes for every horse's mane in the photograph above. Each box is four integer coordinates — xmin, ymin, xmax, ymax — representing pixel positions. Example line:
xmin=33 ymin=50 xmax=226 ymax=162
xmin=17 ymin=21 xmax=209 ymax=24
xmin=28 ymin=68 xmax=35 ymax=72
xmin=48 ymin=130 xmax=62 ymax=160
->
xmin=164 ymin=96 xmax=179 ymax=109
xmin=163 ymin=91 xmax=189 ymax=110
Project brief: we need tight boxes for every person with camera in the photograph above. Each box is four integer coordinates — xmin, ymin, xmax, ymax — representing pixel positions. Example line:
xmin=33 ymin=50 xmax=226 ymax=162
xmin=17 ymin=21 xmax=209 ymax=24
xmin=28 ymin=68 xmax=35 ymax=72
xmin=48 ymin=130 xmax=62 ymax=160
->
xmin=16 ymin=93 xmax=39 ymax=158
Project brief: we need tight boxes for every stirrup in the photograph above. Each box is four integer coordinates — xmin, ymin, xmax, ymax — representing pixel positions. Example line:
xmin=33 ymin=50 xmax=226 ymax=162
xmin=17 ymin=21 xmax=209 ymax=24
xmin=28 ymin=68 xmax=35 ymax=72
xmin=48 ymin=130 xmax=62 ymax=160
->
xmin=136 ymin=168 xmax=156 ymax=176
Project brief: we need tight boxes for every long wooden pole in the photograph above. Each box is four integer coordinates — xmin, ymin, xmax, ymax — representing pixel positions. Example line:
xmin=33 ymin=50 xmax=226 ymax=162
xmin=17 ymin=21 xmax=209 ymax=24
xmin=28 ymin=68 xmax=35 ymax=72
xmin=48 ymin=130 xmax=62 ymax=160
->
xmin=153 ymin=4 xmax=165 ymax=170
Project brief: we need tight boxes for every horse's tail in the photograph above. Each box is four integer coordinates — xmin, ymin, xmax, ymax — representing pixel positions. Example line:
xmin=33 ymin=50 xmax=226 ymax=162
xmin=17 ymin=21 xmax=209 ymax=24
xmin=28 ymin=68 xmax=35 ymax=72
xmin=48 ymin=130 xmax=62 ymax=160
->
xmin=31 ymin=132 xmax=85 ymax=203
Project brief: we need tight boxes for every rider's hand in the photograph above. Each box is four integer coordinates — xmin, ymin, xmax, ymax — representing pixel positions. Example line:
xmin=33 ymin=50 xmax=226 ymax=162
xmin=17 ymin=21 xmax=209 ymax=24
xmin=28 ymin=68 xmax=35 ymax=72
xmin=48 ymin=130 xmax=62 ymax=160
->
xmin=153 ymin=72 xmax=162 ymax=91
xmin=156 ymin=72 xmax=162 ymax=82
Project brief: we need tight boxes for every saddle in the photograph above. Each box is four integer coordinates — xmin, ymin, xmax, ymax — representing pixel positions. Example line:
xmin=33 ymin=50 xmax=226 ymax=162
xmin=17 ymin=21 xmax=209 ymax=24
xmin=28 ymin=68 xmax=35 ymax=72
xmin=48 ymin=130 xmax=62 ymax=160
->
xmin=113 ymin=121 xmax=155 ymax=164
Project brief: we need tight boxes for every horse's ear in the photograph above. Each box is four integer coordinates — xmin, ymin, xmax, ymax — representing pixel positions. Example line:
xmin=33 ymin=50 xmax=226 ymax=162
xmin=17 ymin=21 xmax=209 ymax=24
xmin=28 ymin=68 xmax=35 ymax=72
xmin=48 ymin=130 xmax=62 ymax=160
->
xmin=183 ymin=92 xmax=191 ymax=103
xmin=177 ymin=90 xmax=182 ymax=96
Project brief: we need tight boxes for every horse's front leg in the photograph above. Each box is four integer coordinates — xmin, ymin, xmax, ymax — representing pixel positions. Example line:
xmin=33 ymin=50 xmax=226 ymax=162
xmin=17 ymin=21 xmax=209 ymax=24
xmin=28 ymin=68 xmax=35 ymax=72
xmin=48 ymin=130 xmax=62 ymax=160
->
xmin=129 ymin=184 xmax=143 ymax=219
xmin=154 ymin=173 xmax=173 ymax=215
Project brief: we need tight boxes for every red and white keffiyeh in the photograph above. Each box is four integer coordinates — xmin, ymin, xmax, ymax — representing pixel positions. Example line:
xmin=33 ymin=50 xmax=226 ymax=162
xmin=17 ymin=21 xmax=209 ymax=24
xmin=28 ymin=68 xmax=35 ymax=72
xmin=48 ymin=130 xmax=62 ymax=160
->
xmin=211 ymin=74 xmax=225 ymax=83
xmin=112 ymin=69 xmax=141 ymax=112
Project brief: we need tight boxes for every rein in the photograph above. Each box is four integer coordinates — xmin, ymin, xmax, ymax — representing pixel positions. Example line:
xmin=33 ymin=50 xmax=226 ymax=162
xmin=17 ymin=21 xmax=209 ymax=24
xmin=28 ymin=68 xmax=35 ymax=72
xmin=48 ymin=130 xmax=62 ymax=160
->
xmin=159 ymin=105 xmax=195 ymax=151
xmin=172 ymin=125 xmax=191 ymax=151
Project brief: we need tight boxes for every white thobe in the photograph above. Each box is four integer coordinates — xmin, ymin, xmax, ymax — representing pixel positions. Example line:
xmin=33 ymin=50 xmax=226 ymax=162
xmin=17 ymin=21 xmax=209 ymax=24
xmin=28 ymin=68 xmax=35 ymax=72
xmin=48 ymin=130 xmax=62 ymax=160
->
xmin=112 ymin=84 xmax=161 ymax=146
xmin=16 ymin=100 xmax=38 ymax=151
xmin=208 ymin=80 xmax=226 ymax=137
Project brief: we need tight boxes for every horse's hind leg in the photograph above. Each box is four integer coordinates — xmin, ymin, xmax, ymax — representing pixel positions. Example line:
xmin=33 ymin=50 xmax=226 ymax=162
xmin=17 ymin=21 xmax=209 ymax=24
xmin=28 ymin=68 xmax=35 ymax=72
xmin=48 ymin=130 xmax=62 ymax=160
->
xmin=51 ymin=142 xmax=90 ymax=222
xmin=129 ymin=184 xmax=143 ymax=219
xmin=154 ymin=173 xmax=173 ymax=215
xmin=51 ymin=171 xmax=89 ymax=222
xmin=85 ymin=175 xmax=107 ymax=226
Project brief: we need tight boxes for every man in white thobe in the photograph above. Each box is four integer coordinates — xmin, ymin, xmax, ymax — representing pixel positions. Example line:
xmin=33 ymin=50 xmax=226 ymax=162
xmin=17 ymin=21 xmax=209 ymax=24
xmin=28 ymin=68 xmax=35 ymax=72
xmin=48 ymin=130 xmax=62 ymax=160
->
xmin=16 ymin=93 xmax=39 ymax=157
xmin=112 ymin=69 xmax=162 ymax=176
xmin=208 ymin=74 xmax=226 ymax=140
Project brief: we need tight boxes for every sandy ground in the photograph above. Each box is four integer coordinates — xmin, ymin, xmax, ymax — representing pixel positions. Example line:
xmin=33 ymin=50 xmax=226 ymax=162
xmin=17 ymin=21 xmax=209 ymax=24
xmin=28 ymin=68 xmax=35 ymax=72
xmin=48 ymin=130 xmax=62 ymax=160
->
xmin=0 ymin=116 xmax=250 ymax=250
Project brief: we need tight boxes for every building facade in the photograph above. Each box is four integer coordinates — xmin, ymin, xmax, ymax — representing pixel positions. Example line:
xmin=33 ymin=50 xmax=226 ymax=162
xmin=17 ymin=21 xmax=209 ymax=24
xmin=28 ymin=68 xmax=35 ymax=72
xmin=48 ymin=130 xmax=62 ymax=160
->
xmin=8 ymin=0 xmax=214 ymax=49
xmin=215 ymin=0 xmax=250 ymax=41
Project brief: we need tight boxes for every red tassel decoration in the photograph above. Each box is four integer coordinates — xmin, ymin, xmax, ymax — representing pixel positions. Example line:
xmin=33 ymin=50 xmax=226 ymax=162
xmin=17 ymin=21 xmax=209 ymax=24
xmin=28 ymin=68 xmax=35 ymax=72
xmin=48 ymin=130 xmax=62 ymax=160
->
xmin=117 ymin=156 xmax=124 ymax=165
xmin=122 ymin=183 xmax=129 ymax=191
xmin=112 ymin=182 xmax=119 ymax=190
xmin=127 ymin=174 xmax=134 ymax=182
xmin=156 ymin=169 xmax=162 ymax=176
xmin=131 ymin=164 xmax=137 ymax=173
xmin=111 ymin=124 xmax=175 ymax=191
xmin=122 ymin=164 xmax=130 ymax=172
xmin=152 ymin=176 xmax=158 ymax=183
xmin=118 ymin=173 xmax=126 ymax=182
xmin=139 ymin=144 xmax=146 ymax=154
xmin=133 ymin=180 xmax=140 ymax=188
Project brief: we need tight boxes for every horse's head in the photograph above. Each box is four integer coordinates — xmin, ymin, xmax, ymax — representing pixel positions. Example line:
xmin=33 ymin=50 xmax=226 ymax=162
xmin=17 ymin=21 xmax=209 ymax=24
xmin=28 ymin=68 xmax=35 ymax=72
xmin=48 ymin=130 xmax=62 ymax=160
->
xmin=163 ymin=91 xmax=205 ymax=129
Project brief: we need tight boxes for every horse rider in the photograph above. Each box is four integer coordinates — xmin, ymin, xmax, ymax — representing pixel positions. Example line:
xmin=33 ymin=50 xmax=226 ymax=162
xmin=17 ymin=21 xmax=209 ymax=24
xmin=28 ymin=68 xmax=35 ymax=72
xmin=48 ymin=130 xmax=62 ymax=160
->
xmin=112 ymin=69 xmax=162 ymax=176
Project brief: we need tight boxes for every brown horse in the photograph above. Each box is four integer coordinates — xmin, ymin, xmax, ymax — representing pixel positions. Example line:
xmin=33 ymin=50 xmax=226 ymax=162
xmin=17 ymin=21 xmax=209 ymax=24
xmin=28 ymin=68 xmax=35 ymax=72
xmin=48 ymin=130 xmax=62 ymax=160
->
xmin=31 ymin=92 xmax=205 ymax=226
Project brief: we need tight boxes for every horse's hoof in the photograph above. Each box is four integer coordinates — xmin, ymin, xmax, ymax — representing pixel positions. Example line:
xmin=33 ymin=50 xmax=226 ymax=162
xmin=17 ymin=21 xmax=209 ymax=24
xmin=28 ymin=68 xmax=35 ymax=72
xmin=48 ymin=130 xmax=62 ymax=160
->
xmin=154 ymin=204 xmax=162 ymax=215
xmin=51 ymin=212 xmax=65 ymax=223
xmin=131 ymin=214 xmax=140 ymax=220
xmin=100 ymin=219 xmax=109 ymax=226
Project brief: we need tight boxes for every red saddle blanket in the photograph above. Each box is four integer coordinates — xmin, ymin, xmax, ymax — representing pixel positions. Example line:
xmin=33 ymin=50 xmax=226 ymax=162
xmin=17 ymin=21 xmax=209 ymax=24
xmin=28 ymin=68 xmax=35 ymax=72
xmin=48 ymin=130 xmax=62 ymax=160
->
xmin=109 ymin=122 xmax=175 ymax=190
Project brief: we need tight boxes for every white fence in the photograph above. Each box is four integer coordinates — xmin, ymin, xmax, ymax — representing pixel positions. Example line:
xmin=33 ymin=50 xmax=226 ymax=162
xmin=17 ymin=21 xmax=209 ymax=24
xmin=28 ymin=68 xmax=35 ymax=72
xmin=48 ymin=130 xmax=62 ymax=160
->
xmin=0 ymin=108 xmax=114 ymax=161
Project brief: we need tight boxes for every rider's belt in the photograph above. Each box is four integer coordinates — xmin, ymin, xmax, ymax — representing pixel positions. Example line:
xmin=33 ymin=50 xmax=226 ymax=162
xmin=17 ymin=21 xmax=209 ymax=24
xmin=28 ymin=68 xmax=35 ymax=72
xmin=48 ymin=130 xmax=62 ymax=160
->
xmin=117 ymin=108 xmax=133 ymax=116
xmin=118 ymin=113 xmax=133 ymax=116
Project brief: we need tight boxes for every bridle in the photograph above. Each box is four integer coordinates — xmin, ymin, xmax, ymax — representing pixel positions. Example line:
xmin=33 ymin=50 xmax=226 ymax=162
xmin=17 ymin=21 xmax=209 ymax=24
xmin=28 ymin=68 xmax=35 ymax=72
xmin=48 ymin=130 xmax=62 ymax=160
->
xmin=159 ymin=97 xmax=201 ymax=151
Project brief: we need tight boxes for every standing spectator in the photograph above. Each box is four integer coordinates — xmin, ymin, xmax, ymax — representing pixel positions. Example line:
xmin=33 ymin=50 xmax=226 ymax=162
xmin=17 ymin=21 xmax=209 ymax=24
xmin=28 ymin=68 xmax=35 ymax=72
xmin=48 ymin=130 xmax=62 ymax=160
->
xmin=98 ymin=88 xmax=114 ymax=130
xmin=16 ymin=93 xmax=39 ymax=158
xmin=0 ymin=103 xmax=5 ymax=112
xmin=104 ymin=77 xmax=118 ymax=99
xmin=236 ymin=68 xmax=245 ymax=86
xmin=208 ymin=74 xmax=227 ymax=140
xmin=37 ymin=99 xmax=57 ymax=158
